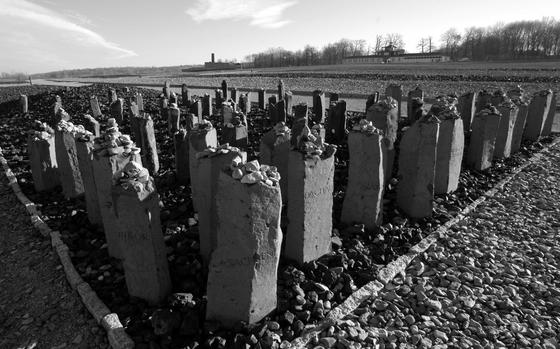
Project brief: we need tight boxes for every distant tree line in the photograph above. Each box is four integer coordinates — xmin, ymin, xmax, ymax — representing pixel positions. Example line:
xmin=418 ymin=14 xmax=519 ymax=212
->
xmin=33 ymin=65 xmax=194 ymax=79
xmin=0 ymin=72 xmax=28 ymax=81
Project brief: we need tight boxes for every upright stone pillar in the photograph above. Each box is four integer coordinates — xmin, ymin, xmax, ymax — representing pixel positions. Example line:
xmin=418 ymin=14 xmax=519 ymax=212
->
xmin=92 ymin=119 xmax=141 ymax=259
xmin=291 ymin=104 xmax=308 ymax=148
xmin=138 ymin=115 xmax=159 ymax=174
xmin=494 ymin=101 xmax=518 ymax=159
xmin=168 ymin=103 xmax=181 ymax=135
xmin=84 ymin=114 xmax=100 ymax=137
xmin=542 ymin=92 xmax=557 ymax=137
xmin=278 ymin=80 xmax=285 ymax=101
xmin=20 ymin=95 xmax=28 ymax=114
xmin=230 ymin=88 xmax=238 ymax=104
xmin=458 ymin=92 xmax=476 ymax=132
xmin=28 ymin=122 xmax=59 ymax=192
xmin=258 ymin=89 xmax=265 ymax=110
xmin=366 ymin=97 xmax=399 ymax=182
xmin=181 ymin=84 xmax=190 ymax=107
xmin=110 ymin=98 xmax=124 ymax=125
xmin=524 ymin=90 xmax=553 ymax=142
xmin=329 ymin=92 xmax=339 ymax=104
xmin=325 ymin=100 xmax=347 ymax=144
xmin=365 ymin=92 xmax=379 ymax=112
xmin=191 ymin=98 xmax=203 ymax=119
xmin=431 ymin=103 xmax=464 ymax=194
xmin=239 ymin=93 xmax=250 ymax=115
xmin=466 ymin=107 xmax=501 ymax=171
xmin=54 ymin=95 xmax=62 ymax=117
xmin=202 ymin=94 xmax=212 ymax=117
xmin=112 ymin=162 xmax=171 ymax=304
xmin=206 ymin=166 xmax=282 ymax=326
xmin=341 ymin=121 xmax=385 ymax=228
xmin=192 ymin=146 xmax=247 ymax=264
xmin=408 ymin=98 xmax=424 ymax=125
xmin=75 ymin=134 xmax=102 ymax=226
xmin=163 ymin=81 xmax=171 ymax=99
xmin=312 ymin=90 xmax=326 ymax=125
xmin=397 ymin=115 xmax=440 ymax=218
xmin=260 ymin=122 xmax=291 ymax=202
xmin=109 ymin=88 xmax=117 ymax=103
xmin=271 ymin=99 xmax=287 ymax=124
xmin=284 ymin=91 xmax=293 ymax=118
xmin=215 ymin=90 xmax=224 ymax=114
xmin=159 ymin=96 xmax=169 ymax=119
xmin=510 ymin=98 xmax=529 ymax=154
xmin=223 ymin=114 xmax=249 ymax=149
xmin=286 ymin=128 xmax=337 ymax=264
xmin=407 ymin=87 xmax=423 ymax=119
xmin=189 ymin=122 xmax=218 ymax=211
xmin=221 ymin=80 xmax=228 ymax=100
xmin=222 ymin=102 xmax=234 ymax=125
xmin=385 ymin=84 xmax=403 ymax=117
xmin=90 ymin=96 xmax=102 ymax=118
xmin=169 ymin=92 xmax=179 ymax=106
xmin=55 ymin=120 xmax=85 ymax=199
xmin=136 ymin=93 xmax=144 ymax=112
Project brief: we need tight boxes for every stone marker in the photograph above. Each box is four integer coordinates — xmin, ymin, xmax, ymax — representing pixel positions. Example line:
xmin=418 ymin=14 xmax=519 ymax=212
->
xmin=191 ymin=98 xmax=203 ymax=119
xmin=326 ymin=100 xmax=347 ymax=144
xmin=258 ymin=89 xmax=265 ymax=110
xmin=286 ymin=126 xmax=337 ymax=264
xmin=55 ymin=119 xmax=85 ymax=199
xmin=159 ymin=96 xmax=169 ymax=119
xmin=186 ymin=113 xmax=199 ymax=131
xmin=230 ymin=88 xmax=237 ymax=104
xmin=222 ymin=114 xmax=249 ymax=149
xmin=189 ymin=121 xmax=218 ymax=211
xmin=75 ymin=133 xmax=102 ymax=226
xmin=260 ymin=122 xmax=291 ymax=202
xmin=494 ymin=100 xmax=518 ymax=159
xmin=92 ymin=119 xmax=141 ymax=259
xmin=221 ymin=80 xmax=228 ymax=100
xmin=458 ymin=92 xmax=476 ymax=132
xmin=90 ymin=96 xmax=102 ymax=118
xmin=524 ymin=89 xmax=553 ymax=141
xmin=110 ymin=98 xmax=124 ymax=125
xmin=20 ymin=94 xmax=28 ymax=114
xmin=541 ymin=92 xmax=557 ymax=137
xmin=28 ymin=121 xmax=59 ymax=192
xmin=329 ymin=92 xmax=339 ymax=104
xmin=215 ymin=90 xmax=224 ymax=113
xmin=284 ymin=91 xmax=293 ymax=118
xmin=109 ymin=89 xmax=117 ymax=103
xmin=129 ymin=100 xmax=139 ymax=120
xmin=341 ymin=120 xmax=385 ymax=228
xmin=206 ymin=162 xmax=282 ymax=326
xmin=467 ymin=106 xmax=501 ymax=171
xmin=476 ymin=90 xmax=493 ymax=112
xmin=385 ymin=84 xmax=403 ymax=117
xmin=366 ymin=97 xmax=399 ymax=182
xmin=430 ymin=101 xmax=464 ymax=194
xmin=52 ymin=95 xmax=63 ymax=126
xmin=397 ymin=114 xmax=440 ymax=218
xmin=272 ymin=99 xmax=287 ymax=124
xmin=408 ymin=98 xmax=424 ymax=125
xmin=407 ymin=86 xmax=423 ymax=119
xmin=112 ymin=162 xmax=171 ymax=304
xmin=163 ymin=81 xmax=171 ymax=100
xmin=291 ymin=103 xmax=308 ymax=148
xmin=239 ymin=93 xmax=250 ymax=115
xmin=138 ymin=114 xmax=159 ymax=174
xmin=192 ymin=145 xmax=247 ymax=264
xmin=365 ymin=92 xmax=379 ymax=112
xmin=312 ymin=90 xmax=326 ymax=125
xmin=168 ymin=103 xmax=181 ymax=135
xmin=81 ymin=115 xmax=99 ymax=139
xmin=202 ymin=94 xmax=212 ymax=117
xmin=222 ymin=102 xmax=234 ymax=125
xmin=278 ymin=80 xmax=285 ymax=101
xmin=136 ymin=93 xmax=144 ymax=112
xmin=510 ymin=97 xmax=529 ymax=154
xmin=181 ymin=84 xmax=189 ymax=107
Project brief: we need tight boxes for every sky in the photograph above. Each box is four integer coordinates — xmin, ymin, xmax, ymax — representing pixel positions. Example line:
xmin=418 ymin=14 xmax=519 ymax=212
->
xmin=0 ymin=0 xmax=559 ymax=74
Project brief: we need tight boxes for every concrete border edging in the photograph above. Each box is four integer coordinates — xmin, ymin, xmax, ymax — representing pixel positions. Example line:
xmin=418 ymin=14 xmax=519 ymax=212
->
xmin=0 ymin=147 xmax=135 ymax=349
xmin=290 ymin=137 xmax=560 ymax=348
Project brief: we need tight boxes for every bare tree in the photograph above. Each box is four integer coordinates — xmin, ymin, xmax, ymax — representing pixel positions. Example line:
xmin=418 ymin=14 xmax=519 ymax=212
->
xmin=417 ymin=38 xmax=428 ymax=53
xmin=384 ymin=33 xmax=405 ymax=49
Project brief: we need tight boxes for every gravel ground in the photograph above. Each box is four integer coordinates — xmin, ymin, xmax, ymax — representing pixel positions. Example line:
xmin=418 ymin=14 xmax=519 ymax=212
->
xmin=0 ymin=175 xmax=108 ymax=349
xmin=314 ymin=143 xmax=560 ymax=349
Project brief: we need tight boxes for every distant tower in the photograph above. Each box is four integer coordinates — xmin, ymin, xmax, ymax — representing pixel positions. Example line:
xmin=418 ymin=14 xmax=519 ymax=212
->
xmin=211 ymin=53 xmax=215 ymax=63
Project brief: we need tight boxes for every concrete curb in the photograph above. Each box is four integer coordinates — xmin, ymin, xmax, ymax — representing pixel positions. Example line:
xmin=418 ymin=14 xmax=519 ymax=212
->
xmin=0 ymin=147 xmax=135 ymax=349
xmin=290 ymin=137 xmax=560 ymax=348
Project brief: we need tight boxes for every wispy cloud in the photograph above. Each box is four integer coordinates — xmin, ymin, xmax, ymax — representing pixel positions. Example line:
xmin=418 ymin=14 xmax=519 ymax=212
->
xmin=186 ymin=0 xmax=297 ymax=29
xmin=0 ymin=0 xmax=136 ymax=58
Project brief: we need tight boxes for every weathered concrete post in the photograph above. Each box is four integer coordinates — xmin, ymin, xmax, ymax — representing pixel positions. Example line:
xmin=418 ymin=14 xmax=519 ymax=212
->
xmin=326 ymin=100 xmax=347 ymax=144
xmin=159 ymin=95 xmax=169 ymax=120
xmin=312 ymin=90 xmax=326 ymax=125
xmin=329 ymin=92 xmax=339 ymax=104
xmin=55 ymin=119 xmax=85 ymax=199
xmin=365 ymin=92 xmax=379 ymax=112
xmin=109 ymin=88 xmax=117 ymax=103
xmin=291 ymin=103 xmax=308 ymax=148
xmin=112 ymin=162 xmax=171 ymax=304
xmin=222 ymin=101 xmax=234 ymax=125
xmin=192 ymin=146 xmax=247 ymax=264
xmin=407 ymin=86 xmax=423 ymax=119
xmin=221 ymin=80 xmax=228 ymax=100
xmin=278 ymin=80 xmax=285 ymax=101
xmin=169 ymin=92 xmax=179 ymax=106
xmin=230 ymin=88 xmax=238 ymax=104
xmin=341 ymin=120 xmax=385 ymax=228
xmin=494 ymin=100 xmax=518 ymax=159
xmin=258 ymin=89 xmax=265 ymax=110
xmin=510 ymin=97 xmax=529 ymax=154
xmin=408 ymin=98 xmax=424 ymax=125
xmin=431 ymin=102 xmax=464 ymax=194
xmin=90 ymin=96 xmax=102 ymax=119
xmin=189 ymin=121 xmax=218 ymax=211
xmin=167 ymin=103 xmax=181 ymax=135
xmin=523 ymin=89 xmax=553 ymax=141
xmin=222 ymin=113 xmax=249 ymax=149
xmin=366 ymin=97 xmax=399 ymax=182
xmin=75 ymin=133 xmax=102 ymax=226
xmin=181 ymin=84 xmax=189 ymax=107
xmin=284 ymin=91 xmax=293 ymax=119
xmin=397 ymin=115 xmax=440 ymax=218
xmin=28 ymin=121 xmax=59 ymax=192
xmin=215 ymin=89 xmax=224 ymax=114
xmin=191 ymin=98 xmax=203 ymax=120
xmin=163 ymin=81 xmax=171 ymax=100
xmin=138 ymin=114 xmax=159 ymax=175
xmin=206 ymin=163 xmax=282 ymax=326
xmin=286 ymin=126 xmax=337 ymax=264
xmin=467 ymin=107 xmax=501 ymax=171
xmin=110 ymin=98 xmax=124 ymax=125
xmin=260 ymin=122 xmax=291 ymax=202
xmin=272 ymin=99 xmax=287 ymax=124
xmin=458 ymin=92 xmax=476 ymax=132
xmin=239 ymin=93 xmax=250 ymax=115
xmin=20 ymin=95 xmax=28 ymax=114
xmin=542 ymin=92 xmax=557 ymax=137
xmin=385 ymin=84 xmax=403 ymax=117
xmin=136 ymin=93 xmax=144 ymax=113
xmin=202 ymin=94 xmax=212 ymax=117
xmin=84 ymin=114 xmax=100 ymax=137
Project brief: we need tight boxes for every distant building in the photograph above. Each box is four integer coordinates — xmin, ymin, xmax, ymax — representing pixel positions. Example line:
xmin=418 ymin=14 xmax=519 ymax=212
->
xmin=342 ymin=44 xmax=450 ymax=64
xmin=182 ymin=53 xmax=242 ymax=72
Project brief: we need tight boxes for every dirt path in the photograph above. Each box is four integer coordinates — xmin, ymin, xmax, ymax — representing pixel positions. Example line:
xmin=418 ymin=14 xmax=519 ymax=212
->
xmin=0 ymin=174 xmax=108 ymax=349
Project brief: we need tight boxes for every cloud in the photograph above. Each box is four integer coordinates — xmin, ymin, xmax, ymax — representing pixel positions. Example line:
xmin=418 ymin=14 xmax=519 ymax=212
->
xmin=0 ymin=0 xmax=136 ymax=58
xmin=186 ymin=0 xmax=297 ymax=29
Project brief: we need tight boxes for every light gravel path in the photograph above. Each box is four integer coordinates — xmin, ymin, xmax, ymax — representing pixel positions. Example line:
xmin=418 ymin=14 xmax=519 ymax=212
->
xmin=316 ymin=143 xmax=560 ymax=349
xmin=0 ymin=175 xmax=108 ymax=349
